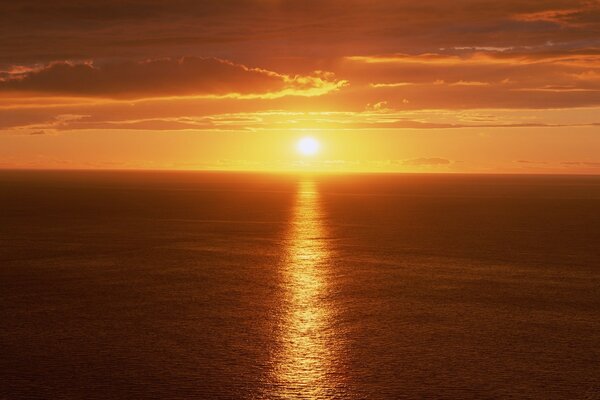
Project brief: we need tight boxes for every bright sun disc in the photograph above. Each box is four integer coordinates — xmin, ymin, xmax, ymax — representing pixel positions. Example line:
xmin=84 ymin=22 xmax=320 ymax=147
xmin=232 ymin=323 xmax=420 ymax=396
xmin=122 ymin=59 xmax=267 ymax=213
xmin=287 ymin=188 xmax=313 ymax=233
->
xmin=297 ymin=137 xmax=320 ymax=156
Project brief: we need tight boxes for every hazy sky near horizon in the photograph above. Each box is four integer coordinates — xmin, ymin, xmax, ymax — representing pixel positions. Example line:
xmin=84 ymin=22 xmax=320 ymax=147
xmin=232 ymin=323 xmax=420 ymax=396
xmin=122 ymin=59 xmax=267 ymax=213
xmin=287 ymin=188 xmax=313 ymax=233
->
xmin=1 ymin=0 xmax=600 ymax=173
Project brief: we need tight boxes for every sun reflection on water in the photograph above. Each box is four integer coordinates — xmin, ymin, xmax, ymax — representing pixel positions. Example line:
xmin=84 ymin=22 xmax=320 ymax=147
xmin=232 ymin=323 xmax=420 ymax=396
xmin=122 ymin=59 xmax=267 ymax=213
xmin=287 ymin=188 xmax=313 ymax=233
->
xmin=267 ymin=179 xmax=345 ymax=399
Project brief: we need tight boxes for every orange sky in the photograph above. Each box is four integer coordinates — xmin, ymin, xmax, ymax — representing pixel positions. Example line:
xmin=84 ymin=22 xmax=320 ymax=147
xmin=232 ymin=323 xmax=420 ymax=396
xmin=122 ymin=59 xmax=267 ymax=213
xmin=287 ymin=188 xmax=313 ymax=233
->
xmin=1 ymin=0 xmax=599 ymax=173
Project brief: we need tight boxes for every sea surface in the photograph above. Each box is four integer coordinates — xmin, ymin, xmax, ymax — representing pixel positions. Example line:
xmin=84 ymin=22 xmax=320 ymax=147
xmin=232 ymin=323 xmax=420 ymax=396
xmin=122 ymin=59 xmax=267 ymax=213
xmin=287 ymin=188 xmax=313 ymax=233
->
xmin=1 ymin=171 xmax=599 ymax=399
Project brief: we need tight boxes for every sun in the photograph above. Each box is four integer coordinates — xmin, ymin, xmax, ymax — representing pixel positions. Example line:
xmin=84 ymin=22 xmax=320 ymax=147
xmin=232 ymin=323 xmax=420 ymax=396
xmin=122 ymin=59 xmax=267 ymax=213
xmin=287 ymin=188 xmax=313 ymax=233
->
xmin=297 ymin=137 xmax=320 ymax=156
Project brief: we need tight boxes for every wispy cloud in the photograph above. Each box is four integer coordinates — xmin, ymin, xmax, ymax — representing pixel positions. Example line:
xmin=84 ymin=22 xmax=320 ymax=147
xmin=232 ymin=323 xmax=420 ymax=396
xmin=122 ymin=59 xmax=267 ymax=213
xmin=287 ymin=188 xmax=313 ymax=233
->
xmin=401 ymin=157 xmax=452 ymax=166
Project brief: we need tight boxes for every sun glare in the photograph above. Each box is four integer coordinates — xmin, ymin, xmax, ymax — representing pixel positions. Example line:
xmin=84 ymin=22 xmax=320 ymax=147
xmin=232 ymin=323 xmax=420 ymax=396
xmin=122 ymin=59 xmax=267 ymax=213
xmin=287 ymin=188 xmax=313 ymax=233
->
xmin=297 ymin=137 xmax=320 ymax=156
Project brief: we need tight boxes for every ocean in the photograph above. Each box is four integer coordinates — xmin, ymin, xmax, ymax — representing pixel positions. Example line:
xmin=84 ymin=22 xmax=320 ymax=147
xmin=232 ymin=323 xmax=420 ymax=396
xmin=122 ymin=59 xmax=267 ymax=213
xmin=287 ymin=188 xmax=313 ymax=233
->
xmin=1 ymin=170 xmax=599 ymax=399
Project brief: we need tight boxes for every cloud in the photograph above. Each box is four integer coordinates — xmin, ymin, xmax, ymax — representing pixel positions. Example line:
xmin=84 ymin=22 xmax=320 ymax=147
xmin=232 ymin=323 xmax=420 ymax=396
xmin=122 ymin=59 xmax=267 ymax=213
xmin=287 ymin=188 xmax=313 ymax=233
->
xmin=513 ymin=2 xmax=600 ymax=27
xmin=561 ymin=161 xmax=600 ymax=167
xmin=515 ymin=160 xmax=549 ymax=164
xmin=1 ymin=0 xmax=599 ymax=131
xmin=365 ymin=101 xmax=392 ymax=112
xmin=0 ymin=57 xmax=345 ymax=99
xmin=401 ymin=158 xmax=452 ymax=166
xmin=341 ymin=49 xmax=600 ymax=109
xmin=450 ymin=81 xmax=491 ymax=86
xmin=3 ymin=102 xmax=600 ymax=133
xmin=1 ymin=0 xmax=598 ymax=70
xmin=369 ymin=82 xmax=414 ymax=88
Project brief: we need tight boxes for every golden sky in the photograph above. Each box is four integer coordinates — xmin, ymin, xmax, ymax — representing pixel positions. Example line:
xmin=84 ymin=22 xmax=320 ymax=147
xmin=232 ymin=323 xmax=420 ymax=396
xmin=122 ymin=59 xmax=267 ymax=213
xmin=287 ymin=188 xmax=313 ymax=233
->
xmin=1 ymin=0 xmax=599 ymax=173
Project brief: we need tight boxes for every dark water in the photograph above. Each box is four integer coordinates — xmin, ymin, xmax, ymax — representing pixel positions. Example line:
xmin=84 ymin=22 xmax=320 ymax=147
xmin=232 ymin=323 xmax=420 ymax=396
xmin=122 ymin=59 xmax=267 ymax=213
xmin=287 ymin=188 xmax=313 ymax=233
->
xmin=1 ymin=171 xmax=599 ymax=399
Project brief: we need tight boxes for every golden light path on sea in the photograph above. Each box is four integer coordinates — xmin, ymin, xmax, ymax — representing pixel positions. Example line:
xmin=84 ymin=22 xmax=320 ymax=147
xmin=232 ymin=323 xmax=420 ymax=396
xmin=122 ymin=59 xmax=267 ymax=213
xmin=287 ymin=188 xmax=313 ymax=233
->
xmin=268 ymin=179 xmax=346 ymax=399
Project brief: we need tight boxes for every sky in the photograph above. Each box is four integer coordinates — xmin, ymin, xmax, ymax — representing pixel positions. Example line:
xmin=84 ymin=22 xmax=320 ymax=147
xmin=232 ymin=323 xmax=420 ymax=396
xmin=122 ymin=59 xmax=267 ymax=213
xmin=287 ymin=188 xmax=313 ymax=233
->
xmin=1 ymin=0 xmax=599 ymax=173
